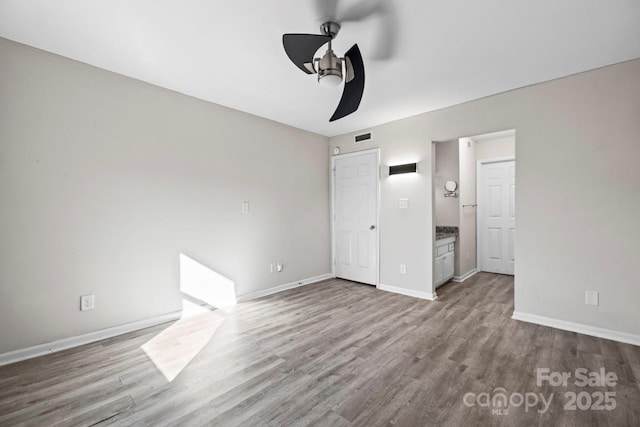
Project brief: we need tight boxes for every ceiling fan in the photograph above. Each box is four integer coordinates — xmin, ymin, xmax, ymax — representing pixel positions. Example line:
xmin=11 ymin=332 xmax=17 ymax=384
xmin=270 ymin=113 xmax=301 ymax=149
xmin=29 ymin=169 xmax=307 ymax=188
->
xmin=282 ymin=21 xmax=365 ymax=122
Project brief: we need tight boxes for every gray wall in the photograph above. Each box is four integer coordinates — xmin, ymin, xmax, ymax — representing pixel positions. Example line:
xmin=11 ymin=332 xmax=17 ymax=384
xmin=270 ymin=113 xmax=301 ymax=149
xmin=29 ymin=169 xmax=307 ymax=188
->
xmin=434 ymin=140 xmax=459 ymax=227
xmin=457 ymin=138 xmax=477 ymax=277
xmin=0 ymin=38 xmax=330 ymax=354
xmin=475 ymin=134 xmax=516 ymax=160
xmin=330 ymin=58 xmax=640 ymax=336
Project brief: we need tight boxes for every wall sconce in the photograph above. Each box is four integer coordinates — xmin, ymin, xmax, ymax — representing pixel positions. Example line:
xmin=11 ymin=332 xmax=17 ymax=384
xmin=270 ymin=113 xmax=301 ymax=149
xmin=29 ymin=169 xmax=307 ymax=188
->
xmin=389 ymin=163 xmax=417 ymax=175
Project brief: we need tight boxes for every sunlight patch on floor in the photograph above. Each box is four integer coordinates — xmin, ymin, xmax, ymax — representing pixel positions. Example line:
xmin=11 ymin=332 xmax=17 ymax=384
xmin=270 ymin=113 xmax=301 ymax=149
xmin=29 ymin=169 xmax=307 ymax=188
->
xmin=141 ymin=300 xmax=225 ymax=381
xmin=141 ymin=254 xmax=237 ymax=381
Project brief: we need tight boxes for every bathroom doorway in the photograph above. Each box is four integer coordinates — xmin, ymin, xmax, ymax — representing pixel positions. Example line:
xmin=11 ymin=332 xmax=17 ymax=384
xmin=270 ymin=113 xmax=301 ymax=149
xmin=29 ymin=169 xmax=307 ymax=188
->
xmin=433 ymin=129 xmax=516 ymax=289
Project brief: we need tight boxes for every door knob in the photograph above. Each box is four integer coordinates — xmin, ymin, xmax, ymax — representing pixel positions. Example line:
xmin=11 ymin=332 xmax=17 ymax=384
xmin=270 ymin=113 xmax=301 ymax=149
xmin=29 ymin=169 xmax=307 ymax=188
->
xmin=369 ymin=225 xmax=376 ymax=230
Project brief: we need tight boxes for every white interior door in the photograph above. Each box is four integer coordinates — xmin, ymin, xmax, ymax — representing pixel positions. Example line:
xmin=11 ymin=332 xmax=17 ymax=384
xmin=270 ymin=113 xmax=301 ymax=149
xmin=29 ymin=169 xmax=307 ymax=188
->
xmin=333 ymin=151 xmax=378 ymax=285
xmin=479 ymin=160 xmax=515 ymax=275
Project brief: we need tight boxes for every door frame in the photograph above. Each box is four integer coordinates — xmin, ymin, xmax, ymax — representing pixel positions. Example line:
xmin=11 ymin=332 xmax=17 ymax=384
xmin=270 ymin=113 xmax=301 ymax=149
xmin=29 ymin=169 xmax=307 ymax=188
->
xmin=476 ymin=156 xmax=515 ymax=273
xmin=330 ymin=148 xmax=381 ymax=286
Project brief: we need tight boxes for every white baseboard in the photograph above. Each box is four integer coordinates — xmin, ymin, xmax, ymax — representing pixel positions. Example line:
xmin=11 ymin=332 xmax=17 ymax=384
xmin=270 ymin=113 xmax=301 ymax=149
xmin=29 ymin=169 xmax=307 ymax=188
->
xmin=452 ymin=268 xmax=478 ymax=283
xmin=236 ymin=273 xmax=334 ymax=302
xmin=0 ymin=310 xmax=182 ymax=367
xmin=512 ymin=311 xmax=640 ymax=347
xmin=0 ymin=273 xmax=335 ymax=367
xmin=378 ymin=283 xmax=438 ymax=301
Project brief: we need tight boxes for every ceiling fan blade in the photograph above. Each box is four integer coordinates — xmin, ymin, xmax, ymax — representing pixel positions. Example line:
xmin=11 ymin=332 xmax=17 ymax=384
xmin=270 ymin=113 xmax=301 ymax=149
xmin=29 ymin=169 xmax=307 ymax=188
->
xmin=282 ymin=34 xmax=332 ymax=74
xmin=339 ymin=0 xmax=380 ymax=22
xmin=339 ymin=0 xmax=398 ymax=60
xmin=330 ymin=44 xmax=364 ymax=122
xmin=314 ymin=0 xmax=339 ymax=21
xmin=371 ymin=10 xmax=398 ymax=60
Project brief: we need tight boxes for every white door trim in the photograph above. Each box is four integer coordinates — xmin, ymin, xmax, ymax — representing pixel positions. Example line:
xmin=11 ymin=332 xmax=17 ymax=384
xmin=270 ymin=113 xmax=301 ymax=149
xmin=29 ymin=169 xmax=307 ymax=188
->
xmin=330 ymin=148 xmax=381 ymax=286
xmin=476 ymin=156 xmax=515 ymax=272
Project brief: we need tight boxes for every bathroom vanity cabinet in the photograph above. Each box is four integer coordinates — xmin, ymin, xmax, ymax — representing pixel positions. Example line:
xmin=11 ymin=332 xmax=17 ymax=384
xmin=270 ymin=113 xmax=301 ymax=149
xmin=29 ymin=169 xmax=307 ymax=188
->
xmin=434 ymin=236 xmax=455 ymax=288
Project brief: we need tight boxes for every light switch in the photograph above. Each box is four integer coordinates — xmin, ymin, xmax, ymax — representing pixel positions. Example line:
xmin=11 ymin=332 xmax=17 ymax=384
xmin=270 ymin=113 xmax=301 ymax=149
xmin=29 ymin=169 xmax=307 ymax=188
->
xmin=241 ymin=202 xmax=250 ymax=214
xmin=399 ymin=198 xmax=409 ymax=209
xmin=585 ymin=290 xmax=599 ymax=306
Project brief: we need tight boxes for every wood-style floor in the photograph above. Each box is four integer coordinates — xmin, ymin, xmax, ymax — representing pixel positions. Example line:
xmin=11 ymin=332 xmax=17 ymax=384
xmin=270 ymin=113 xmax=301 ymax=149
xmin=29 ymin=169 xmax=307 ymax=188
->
xmin=1 ymin=273 xmax=639 ymax=426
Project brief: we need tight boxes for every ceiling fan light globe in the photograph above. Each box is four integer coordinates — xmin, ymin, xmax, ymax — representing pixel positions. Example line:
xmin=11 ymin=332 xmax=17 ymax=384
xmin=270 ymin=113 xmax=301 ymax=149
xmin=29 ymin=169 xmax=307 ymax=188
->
xmin=319 ymin=73 xmax=342 ymax=87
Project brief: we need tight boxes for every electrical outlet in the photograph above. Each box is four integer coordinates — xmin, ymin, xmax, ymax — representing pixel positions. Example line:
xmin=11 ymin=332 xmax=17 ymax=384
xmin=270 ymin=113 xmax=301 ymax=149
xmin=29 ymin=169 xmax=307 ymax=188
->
xmin=270 ymin=263 xmax=275 ymax=273
xmin=80 ymin=294 xmax=94 ymax=311
xmin=241 ymin=202 xmax=250 ymax=214
xmin=276 ymin=262 xmax=283 ymax=272
xmin=400 ymin=264 xmax=406 ymax=275
xmin=585 ymin=290 xmax=599 ymax=306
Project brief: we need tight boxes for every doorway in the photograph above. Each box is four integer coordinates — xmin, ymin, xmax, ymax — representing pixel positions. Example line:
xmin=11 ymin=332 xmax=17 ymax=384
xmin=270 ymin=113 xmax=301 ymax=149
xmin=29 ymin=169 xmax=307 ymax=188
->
xmin=331 ymin=149 xmax=379 ymax=285
xmin=433 ymin=129 xmax=516 ymax=288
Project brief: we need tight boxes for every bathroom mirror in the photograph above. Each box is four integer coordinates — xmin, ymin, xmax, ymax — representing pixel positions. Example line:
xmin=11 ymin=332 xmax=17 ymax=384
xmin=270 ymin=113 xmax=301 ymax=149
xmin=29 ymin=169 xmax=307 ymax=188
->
xmin=445 ymin=180 xmax=458 ymax=192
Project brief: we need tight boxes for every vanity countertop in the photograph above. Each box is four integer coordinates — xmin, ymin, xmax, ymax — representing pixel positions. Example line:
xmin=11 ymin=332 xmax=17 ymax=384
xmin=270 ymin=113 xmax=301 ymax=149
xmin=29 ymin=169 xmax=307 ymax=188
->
xmin=436 ymin=232 xmax=457 ymax=241
xmin=435 ymin=226 xmax=458 ymax=241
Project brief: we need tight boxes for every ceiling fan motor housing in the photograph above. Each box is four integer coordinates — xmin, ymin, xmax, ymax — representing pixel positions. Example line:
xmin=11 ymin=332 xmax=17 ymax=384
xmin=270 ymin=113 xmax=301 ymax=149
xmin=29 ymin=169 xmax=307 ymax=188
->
xmin=317 ymin=22 xmax=342 ymax=87
xmin=318 ymin=49 xmax=342 ymax=87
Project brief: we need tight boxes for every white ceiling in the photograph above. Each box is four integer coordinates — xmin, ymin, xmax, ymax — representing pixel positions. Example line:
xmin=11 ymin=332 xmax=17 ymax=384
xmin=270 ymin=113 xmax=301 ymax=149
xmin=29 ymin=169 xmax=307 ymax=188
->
xmin=1 ymin=0 xmax=639 ymax=137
